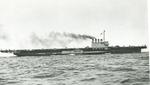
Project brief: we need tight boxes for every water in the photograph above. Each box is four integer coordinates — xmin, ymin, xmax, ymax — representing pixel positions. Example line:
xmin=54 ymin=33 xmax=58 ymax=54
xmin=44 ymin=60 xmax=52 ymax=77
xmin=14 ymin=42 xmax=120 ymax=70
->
xmin=0 ymin=53 xmax=149 ymax=85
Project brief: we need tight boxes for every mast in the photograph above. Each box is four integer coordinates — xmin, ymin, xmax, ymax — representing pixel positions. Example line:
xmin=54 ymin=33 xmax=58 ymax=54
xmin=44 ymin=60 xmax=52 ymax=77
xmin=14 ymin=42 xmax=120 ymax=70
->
xmin=103 ymin=30 xmax=105 ymax=41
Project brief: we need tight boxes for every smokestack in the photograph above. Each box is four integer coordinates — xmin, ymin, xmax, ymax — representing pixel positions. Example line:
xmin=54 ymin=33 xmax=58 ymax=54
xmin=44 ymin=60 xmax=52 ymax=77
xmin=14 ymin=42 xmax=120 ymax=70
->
xmin=92 ymin=38 xmax=94 ymax=43
xmin=98 ymin=39 xmax=100 ymax=43
xmin=95 ymin=39 xmax=97 ymax=43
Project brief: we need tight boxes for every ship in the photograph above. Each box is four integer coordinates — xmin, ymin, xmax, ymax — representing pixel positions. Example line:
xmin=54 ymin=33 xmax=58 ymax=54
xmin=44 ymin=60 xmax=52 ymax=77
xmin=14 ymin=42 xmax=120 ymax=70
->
xmin=0 ymin=31 xmax=147 ymax=56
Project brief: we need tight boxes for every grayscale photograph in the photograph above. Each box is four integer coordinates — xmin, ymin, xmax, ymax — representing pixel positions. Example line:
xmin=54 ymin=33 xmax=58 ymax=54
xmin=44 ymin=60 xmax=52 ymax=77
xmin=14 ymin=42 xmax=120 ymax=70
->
xmin=0 ymin=0 xmax=149 ymax=85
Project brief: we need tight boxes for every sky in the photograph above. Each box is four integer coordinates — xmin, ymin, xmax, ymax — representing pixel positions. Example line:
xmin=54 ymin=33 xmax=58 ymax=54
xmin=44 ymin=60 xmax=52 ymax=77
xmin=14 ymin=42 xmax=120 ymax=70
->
xmin=0 ymin=0 xmax=148 ymax=49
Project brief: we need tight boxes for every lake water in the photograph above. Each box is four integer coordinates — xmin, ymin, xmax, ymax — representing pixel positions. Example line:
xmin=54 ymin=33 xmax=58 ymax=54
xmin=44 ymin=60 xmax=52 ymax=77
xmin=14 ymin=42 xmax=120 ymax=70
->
xmin=0 ymin=53 xmax=149 ymax=85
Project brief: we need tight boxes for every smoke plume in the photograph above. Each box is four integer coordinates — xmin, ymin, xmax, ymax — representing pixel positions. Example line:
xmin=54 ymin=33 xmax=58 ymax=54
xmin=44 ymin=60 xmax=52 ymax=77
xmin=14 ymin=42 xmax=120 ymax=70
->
xmin=30 ymin=32 xmax=95 ymax=48
xmin=0 ymin=28 xmax=95 ymax=49
xmin=62 ymin=32 xmax=95 ymax=39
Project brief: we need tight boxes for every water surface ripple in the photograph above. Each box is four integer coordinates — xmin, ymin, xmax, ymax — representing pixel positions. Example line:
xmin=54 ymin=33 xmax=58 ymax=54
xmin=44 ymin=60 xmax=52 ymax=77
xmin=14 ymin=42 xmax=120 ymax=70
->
xmin=0 ymin=53 xmax=149 ymax=85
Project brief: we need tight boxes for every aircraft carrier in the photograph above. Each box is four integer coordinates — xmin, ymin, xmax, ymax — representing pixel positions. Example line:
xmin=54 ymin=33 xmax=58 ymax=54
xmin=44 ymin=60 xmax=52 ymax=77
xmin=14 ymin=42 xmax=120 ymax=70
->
xmin=0 ymin=31 xmax=147 ymax=56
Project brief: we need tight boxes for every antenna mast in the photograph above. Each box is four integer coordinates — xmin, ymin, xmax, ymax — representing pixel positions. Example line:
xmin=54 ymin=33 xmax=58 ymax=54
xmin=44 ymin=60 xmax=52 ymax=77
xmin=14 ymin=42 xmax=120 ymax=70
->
xmin=103 ymin=30 xmax=105 ymax=41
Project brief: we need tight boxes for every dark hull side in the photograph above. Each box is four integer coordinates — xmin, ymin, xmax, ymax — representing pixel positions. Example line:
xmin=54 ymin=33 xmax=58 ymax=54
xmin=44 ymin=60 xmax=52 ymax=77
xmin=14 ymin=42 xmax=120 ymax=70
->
xmin=108 ymin=47 xmax=142 ymax=53
xmin=13 ymin=52 xmax=107 ymax=56
xmin=13 ymin=46 xmax=146 ymax=56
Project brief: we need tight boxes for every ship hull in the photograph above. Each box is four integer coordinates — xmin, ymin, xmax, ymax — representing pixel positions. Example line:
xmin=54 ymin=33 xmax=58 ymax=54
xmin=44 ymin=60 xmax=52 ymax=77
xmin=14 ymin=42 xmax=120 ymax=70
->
xmin=13 ymin=46 xmax=146 ymax=56
xmin=108 ymin=46 xmax=142 ymax=54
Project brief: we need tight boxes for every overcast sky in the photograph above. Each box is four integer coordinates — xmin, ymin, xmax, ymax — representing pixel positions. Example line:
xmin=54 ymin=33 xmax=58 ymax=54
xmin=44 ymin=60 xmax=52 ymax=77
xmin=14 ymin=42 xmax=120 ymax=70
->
xmin=0 ymin=0 xmax=148 ymax=49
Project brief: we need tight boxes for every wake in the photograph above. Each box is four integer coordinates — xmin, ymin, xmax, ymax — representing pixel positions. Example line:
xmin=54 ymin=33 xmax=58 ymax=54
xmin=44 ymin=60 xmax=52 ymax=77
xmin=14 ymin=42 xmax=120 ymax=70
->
xmin=0 ymin=52 xmax=15 ymax=57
